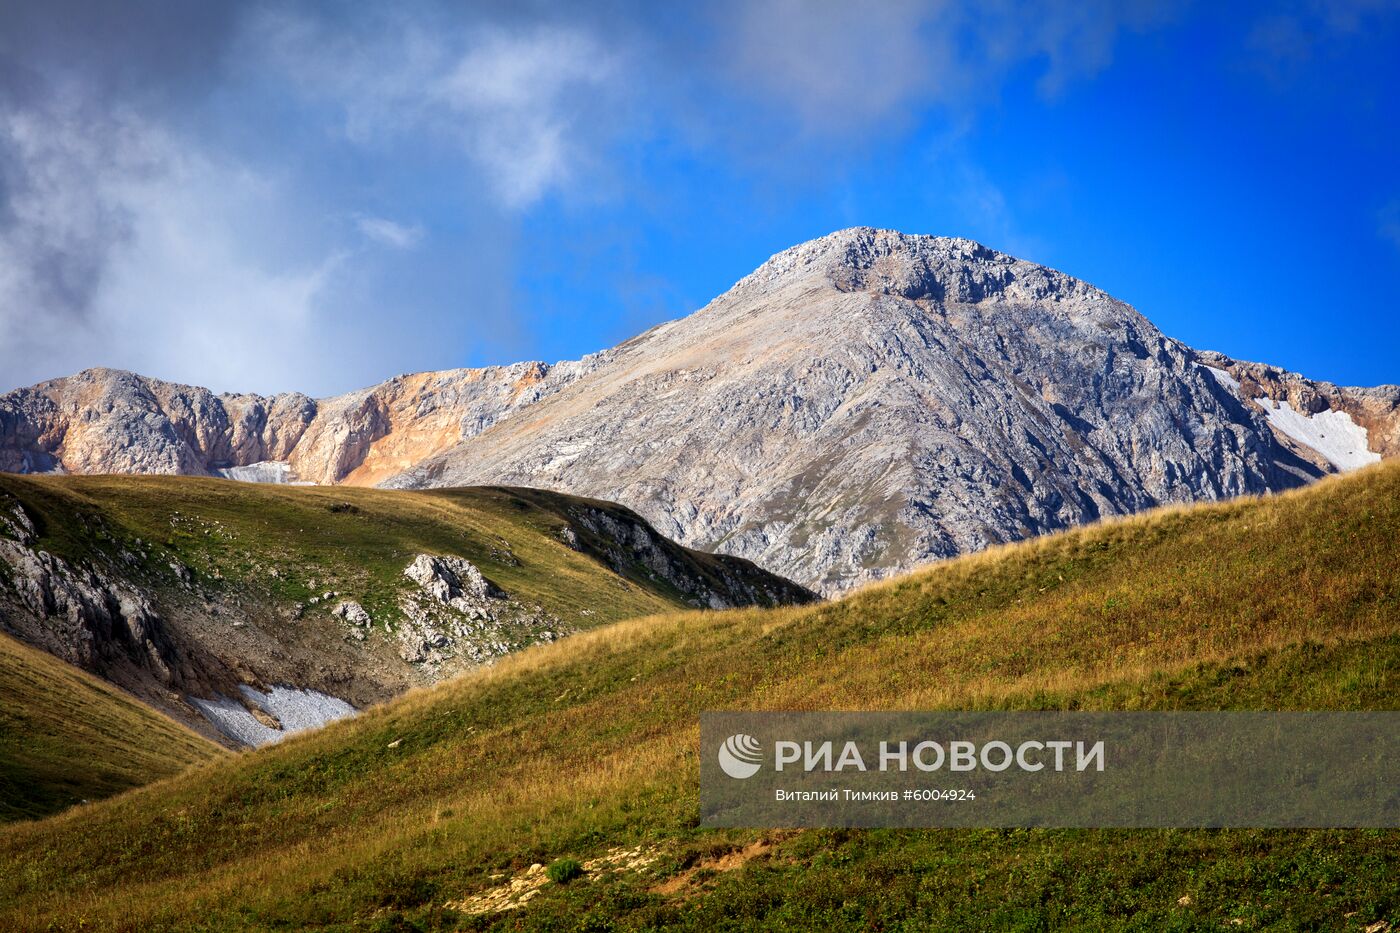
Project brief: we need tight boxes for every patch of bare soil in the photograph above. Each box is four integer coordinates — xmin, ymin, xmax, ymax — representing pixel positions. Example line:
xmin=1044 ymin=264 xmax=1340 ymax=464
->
xmin=651 ymin=833 xmax=793 ymax=896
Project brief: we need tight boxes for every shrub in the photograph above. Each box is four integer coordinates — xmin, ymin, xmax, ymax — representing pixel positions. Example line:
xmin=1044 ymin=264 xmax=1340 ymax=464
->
xmin=546 ymin=858 xmax=584 ymax=884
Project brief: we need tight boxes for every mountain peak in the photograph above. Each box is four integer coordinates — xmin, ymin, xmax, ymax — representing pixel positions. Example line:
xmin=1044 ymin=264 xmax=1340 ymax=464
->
xmin=2 ymin=227 xmax=1394 ymax=594
xmin=735 ymin=227 xmax=1108 ymax=307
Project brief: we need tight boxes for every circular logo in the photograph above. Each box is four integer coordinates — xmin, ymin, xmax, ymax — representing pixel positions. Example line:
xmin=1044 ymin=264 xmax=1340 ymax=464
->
xmin=718 ymin=733 xmax=763 ymax=779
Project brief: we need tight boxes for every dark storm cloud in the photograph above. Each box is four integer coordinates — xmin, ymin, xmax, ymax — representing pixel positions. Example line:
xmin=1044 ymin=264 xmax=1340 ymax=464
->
xmin=0 ymin=0 xmax=245 ymax=337
xmin=0 ymin=0 xmax=241 ymax=103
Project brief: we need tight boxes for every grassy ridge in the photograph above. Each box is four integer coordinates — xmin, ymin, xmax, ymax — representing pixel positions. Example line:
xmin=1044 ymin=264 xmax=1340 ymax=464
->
xmin=0 ymin=474 xmax=797 ymax=638
xmin=0 ymin=475 xmax=803 ymax=826
xmin=0 ymin=632 xmax=223 ymax=823
xmin=2 ymin=465 xmax=1399 ymax=930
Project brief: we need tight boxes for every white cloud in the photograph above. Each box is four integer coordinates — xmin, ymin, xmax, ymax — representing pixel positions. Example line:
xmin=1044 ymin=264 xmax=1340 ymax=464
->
xmin=355 ymin=215 xmax=424 ymax=250
xmin=433 ymin=27 xmax=618 ymax=206
xmin=92 ymin=160 xmax=344 ymax=393
xmin=723 ymin=0 xmax=949 ymax=133
xmin=0 ymin=94 xmax=343 ymax=394
xmin=717 ymin=0 xmax=1183 ymax=133
xmin=252 ymin=12 xmax=621 ymax=209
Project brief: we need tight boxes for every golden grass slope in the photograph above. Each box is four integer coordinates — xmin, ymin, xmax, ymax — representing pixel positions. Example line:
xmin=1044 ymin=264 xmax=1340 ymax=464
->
xmin=1 ymin=463 xmax=1398 ymax=929
xmin=0 ymin=632 xmax=223 ymax=823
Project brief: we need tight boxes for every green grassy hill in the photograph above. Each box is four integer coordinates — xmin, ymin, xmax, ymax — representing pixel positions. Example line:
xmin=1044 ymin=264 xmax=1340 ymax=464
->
xmin=0 ymin=474 xmax=810 ymax=629
xmin=0 ymin=475 xmax=811 ymax=749
xmin=0 ymin=632 xmax=223 ymax=823
xmin=2 ymin=465 xmax=1398 ymax=930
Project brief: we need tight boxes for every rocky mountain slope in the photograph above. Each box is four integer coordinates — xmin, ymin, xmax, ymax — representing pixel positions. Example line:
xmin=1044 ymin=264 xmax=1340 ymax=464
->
xmin=1199 ymin=350 xmax=1398 ymax=466
xmin=2 ymin=228 xmax=1396 ymax=593
xmin=0 ymin=360 xmax=605 ymax=486
xmin=0 ymin=475 xmax=812 ymax=747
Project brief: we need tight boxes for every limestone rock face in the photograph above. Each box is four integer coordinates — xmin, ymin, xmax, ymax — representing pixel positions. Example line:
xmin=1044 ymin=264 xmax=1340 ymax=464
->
xmin=332 ymin=600 xmax=373 ymax=630
xmin=2 ymin=228 xmax=1394 ymax=593
xmin=0 ymin=360 xmax=605 ymax=485
xmin=398 ymin=554 xmax=563 ymax=667
xmin=1198 ymin=351 xmax=1400 ymax=464
xmin=403 ymin=554 xmax=504 ymax=604
xmin=390 ymin=229 xmax=1389 ymax=592
xmin=0 ymin=494 xmax=183 ymax=689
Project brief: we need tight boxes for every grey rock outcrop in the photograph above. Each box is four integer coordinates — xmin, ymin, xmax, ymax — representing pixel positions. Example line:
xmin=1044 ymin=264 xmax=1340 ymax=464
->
xmin=392 ymin=229 xmax=1384 ymax=592
xmin=0 ymin=494 xmax=182 ymax=689
xmin=397 ymin=554 xmax=565 ymax=667
xmin=403 ymin=554 xmax=504 ymax=604
xmin=332 ymin=599 xmax=373 ymax=634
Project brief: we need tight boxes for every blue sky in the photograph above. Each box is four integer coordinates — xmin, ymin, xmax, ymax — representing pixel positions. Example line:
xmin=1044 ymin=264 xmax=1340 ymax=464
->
xmin=1 ymin=1 xmax=1397 ymax=396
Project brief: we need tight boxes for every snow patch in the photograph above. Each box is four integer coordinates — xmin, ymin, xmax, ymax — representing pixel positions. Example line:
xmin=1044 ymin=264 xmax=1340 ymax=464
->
xmin=1255 ymin=397 xmax=1381 ymax=473
xmin=1202 ymin=365 xmax=1241 ymax=395
xmin=215 ymin=461 xmax=314 ymax=485
xmin=190 ymin=685 xmax=356 ymax=747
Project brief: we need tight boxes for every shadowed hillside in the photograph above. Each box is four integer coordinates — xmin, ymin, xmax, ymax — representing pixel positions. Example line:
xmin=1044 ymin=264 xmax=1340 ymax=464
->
xmin=0 ymin=632 xmax=222 ymax=823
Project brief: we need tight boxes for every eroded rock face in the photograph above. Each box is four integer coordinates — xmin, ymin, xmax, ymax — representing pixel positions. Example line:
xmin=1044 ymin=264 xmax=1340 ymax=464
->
xmin=0 ymin=360 xmax=606 ymax=485
xmin=0 ymin=495 xmax=182 ymax=688
xmin=0 ymin=370 xmax=317 ymax=477
xmin=403 ymin=554 xmax=503 ymax=604
xmin=397 ymin=554 xmax=565 ymax=667
xmin=1199 ymin=351 xmax=1400 ymax=463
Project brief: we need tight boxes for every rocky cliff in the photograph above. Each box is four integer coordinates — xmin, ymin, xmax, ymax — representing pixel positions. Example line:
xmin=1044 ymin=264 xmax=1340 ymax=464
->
xmin=2 ymin=228 xmax=1395 ymax=593
xmin=1199 ymin=351 xmax=1399 ymax=468
xmin=0 ymin=359 xmax=607 ymax=485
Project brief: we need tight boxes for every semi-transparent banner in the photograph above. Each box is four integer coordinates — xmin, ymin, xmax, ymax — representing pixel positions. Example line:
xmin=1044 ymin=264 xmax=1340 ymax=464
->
xmin=700 ymin=712 xmax=1399 ymax=828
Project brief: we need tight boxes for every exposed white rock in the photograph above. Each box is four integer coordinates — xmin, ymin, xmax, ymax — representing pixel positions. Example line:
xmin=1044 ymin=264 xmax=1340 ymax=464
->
xmin=190 ymin=685 xmax=356 ymax=747
xmin=332 ymin=599 xmax=372 ymax=627
xmin=403 ymin=554 xmax=501 ymax=603
xmin=1254 ymin=398 xmax=1380 ymax=472
xmin=216 ymin=461 xmax=313 ymax=485
xmin=397 ymin=554 xmax=565 ymax=668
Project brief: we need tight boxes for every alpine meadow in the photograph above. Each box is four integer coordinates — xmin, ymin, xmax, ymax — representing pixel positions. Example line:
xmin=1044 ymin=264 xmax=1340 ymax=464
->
xmin=1 ymin=2 xmax=1398 ymax=931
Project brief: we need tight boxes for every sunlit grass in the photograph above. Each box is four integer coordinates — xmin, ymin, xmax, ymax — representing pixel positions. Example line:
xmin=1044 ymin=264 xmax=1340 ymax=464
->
xmin=1 ymin=464 xmax=1398 ymax=930
xmin=0 ymin=474 xmax=796 ymax=639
